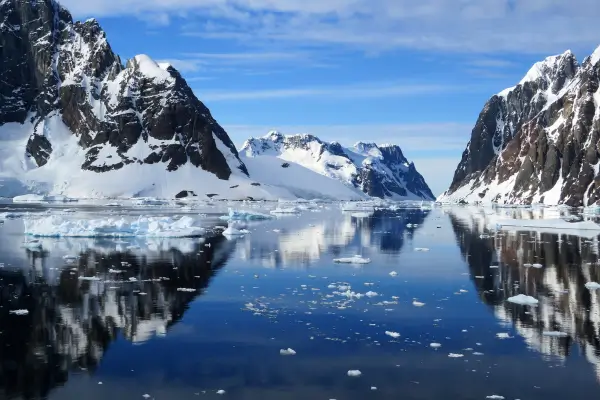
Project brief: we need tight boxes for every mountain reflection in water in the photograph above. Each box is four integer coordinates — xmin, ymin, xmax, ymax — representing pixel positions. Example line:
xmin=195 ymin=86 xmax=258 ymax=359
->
xmin=0 ymin=235 xmax=235 ymax=399
xmin=449 ymin=210 xmax=600 ymax=382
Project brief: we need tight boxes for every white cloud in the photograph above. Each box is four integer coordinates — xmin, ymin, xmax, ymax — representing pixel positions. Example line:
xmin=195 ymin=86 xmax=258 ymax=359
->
xmin=223 ymin=122 xmax=469 ymax=195
xmin=59 ymin=0 xmax=600 ymax=54
xmin=197 ymin=82 xmax=464 ymax=101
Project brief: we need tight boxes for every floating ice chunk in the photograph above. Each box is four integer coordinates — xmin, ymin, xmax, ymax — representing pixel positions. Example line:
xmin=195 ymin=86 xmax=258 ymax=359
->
xmin=132 ymin=197 xmax=169 ymax=206
xmin=486 ymin=396 xmax=505 ymax=399
xmin=347 ymin=370 xmax=362 ymax=377
xmin=78 ymin=276 xmax=101 ymax=281
xmin=389 ymin=271 xmax=398 ymax=276
xmin=532 ymin=263 xmax=543 ymax=268
xmin=63 ymin=255 xmax=78 ymax=261
xmin=333 ymin=255 xmax=371 ymax=264
xmin=430 ymin=343 xmax=442 ymax=348
xmin=448 ymin=353 xmax=464 ymax=358
xmin=385 ymin=331 xmax=400 ymax=338
xmin=220 ymin=208 xmax=273 ymax=221
xmin=270 ymin=207 xmax=300 ymax=214
xmin=412 ymin=300 xmax=425 ymax=307
xmin=142 ymin=395 xmax=150 ymax=399
xmin=507 ymin=294 xmax=539 ymax=305
xmin=177 ymin=288 xmax=196 ymax=292
xmin=542 ymin=331 xmax=569 ymax=337
xmin=216 ymin=389 xmax=226 ymax=395
xmin=371 ymin=387 xmax=377 ymax=391
xmin=414 ymin=248 xmax=429 ymax=252
xmin=280 ymin=348 xmax=297 ymax=356
xmin=496 ymin=333 xmax=512 ymax=339
xmin=23 ymin=215 xmax=205 ymax=238
xmin=365 ymin=291 xmax=379 ymax=298
xmin=9 ymin=309 xmax=28 ymax=315
xmin=523 ymin=263 xmax=532 ymax=267
xmin=222 ymin=223 xmax=250 ymax=236
xmin=585 ymin=282 xmax=600 ymax=290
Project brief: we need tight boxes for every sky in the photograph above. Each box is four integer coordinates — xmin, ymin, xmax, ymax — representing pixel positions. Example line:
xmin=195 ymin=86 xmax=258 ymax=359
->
xmin=59 ymin=0 xmax=600 ymax=196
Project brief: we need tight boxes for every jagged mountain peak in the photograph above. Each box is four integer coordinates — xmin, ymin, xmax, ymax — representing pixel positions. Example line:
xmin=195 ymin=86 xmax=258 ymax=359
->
xmin=239 ymin=131 xmax=434 ymax=200
xmin=0 ymin=0 xmax=259 ymax=199
xmin=441 ymin=44 xmax=600 ymax=206
xmin=498 ymin=50 xmax=579 ymax=98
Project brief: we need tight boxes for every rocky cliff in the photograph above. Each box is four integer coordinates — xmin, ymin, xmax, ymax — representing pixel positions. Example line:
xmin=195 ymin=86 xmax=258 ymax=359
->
xmin=440 ymin=46 xmax=600 ymax=206
xmin=0 ymin=0 xmax=250 ymax=198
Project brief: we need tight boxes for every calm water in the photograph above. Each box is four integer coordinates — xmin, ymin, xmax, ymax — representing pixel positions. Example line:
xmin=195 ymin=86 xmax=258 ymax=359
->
xmin=1 ymin=203 xmax=600 ymax=399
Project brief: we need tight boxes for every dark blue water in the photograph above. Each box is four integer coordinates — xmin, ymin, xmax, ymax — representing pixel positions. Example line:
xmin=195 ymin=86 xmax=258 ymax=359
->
xmin=0 ymin=204 xmax=599 ymax=399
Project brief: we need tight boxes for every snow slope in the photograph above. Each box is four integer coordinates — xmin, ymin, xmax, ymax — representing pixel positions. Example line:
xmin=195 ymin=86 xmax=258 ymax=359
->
xmin=240 ymin=131 xmax=434 ymax=200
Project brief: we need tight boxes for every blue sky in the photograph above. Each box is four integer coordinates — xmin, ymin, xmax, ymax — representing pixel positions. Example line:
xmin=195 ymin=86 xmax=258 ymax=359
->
xmin=60 ymin=0 xmax=600 ymax=195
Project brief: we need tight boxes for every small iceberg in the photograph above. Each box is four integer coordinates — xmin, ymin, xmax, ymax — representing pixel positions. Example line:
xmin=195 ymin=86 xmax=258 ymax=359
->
xmin=430 ymin=343 xmax=442 ymax=348
xmin=385 ymin=331 xmax=400 ymax=338
xmin=585 ymin=282 xmax=600 ymax=290
xmin=347 ymin=370 xmax=362 ymax=377
xmin=333 ymin=255 xmax=371 ymax=264
xmin=132 ymin=197 xmax=170 ymax=206
xmin=412 ymin=300 xmax=425 ymax=307
xmin=222 ymin=223 xmax=250 ymax=236
xmin=542 ymin=331 xmax=569 ymax=337
xmin=9 ymin=309 xmax=29 ymax=315
xmin=220 ymin=208 xmax=272 ymax=221
xmin=448 ymin=353 xmax=464 ymax=358
xmin=506 ymin=294 xmax=539 ymax=305
xmin=279 ymin=348 xmax=297 ymax=356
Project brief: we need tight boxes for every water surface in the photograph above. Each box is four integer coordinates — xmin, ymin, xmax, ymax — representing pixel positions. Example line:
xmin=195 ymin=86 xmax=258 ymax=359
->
xmin=1 ymin=204 xmax=599 ymax=399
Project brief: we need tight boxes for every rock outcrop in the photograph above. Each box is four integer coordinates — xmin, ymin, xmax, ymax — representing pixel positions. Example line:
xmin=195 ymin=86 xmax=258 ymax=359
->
xmin=440 ymin=47 xmax=600 ymax=206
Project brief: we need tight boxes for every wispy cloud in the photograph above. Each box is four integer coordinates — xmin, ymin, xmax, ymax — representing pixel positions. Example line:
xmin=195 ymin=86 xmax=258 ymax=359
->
xmin=466 ymin=58 xmax=518 ymax=68
xmin=197 ymin=82 xmax=464 ymax=101
xmin=60 ymin=0 xmax=600 ymax=55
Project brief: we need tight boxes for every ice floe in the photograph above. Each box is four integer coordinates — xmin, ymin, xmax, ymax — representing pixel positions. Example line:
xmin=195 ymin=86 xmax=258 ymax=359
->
xmin=9 ymin=309 xmax=29 ymax=315
xmin=220 ymin=208 xmax=272 ymax=221
xmin=23 ymin=215 xmax=205 ymax=238
xmin=506 ymin=294 xmax=539 ymax=305
xmin=333 ymin=255 xmax=371 ymax=264
xmin=585 ymin=282 xmax=600 ymax=290
xmin=385 ymin=331 xmax=400 ymax=338
xmin=347 ymin=370 xmax=362 ymax=377
xmin=279 ymin=348 xmax=297 ymax=356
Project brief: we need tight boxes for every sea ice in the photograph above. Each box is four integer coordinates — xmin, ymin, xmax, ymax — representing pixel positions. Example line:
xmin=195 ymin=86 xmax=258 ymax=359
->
xmin=23 ymin=215 xmax=205 ymax=238
xmin=496 ymin=333 xmax=512 ymax=339
xmin=585 ymin=282 xmax=600 ymax=290
xmin=222 ymin=223 xmax=250 ymax=236
xmin=132 ymin=197 xmax=169 ymax=206
xmin=220 ymin=208 xmax=273 ymax=221
xmin=507 ymin=294 xmax=539 ymax=305
xmin=542 ymin=331 xmax=569 ymax=337
xmin=385 ymin=331 xmax=400 ymax=338
xmin=333 ymin=255 xmax=371 ymax=264
xmin=412 ymin=300 xmax=425 ymax=307
xmin=270 ymin=207 xmax=300 ymax=214
xmin=448 ymin=353 xmax=464 ymax=358
xmin=9 ymin=309 xmax=29 ymax=315
xmin=389 ymin=271 xmax=398 ymax=276
xmin=13 ymin=194 xmax=78 ymax=203
xmin=347 ymin=370 xmax=362 ymax=377
xmin=430 ymin=343 xmax=442 ymax=348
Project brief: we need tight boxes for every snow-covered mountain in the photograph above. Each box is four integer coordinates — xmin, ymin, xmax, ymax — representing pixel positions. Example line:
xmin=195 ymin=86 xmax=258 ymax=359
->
xmin=0 ymin=0 xmax=290 ymax=200
xmin=240 ymin=131 xmax=435 ymax=200
xmin=439 ymin=46 xmax=600 ymax=206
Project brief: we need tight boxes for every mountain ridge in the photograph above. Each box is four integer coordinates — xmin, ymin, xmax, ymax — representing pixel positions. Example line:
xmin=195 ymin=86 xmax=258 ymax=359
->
xmin=439 ymin=45 xmax=600 ymax=205
xmin=240 ymin=131 xmax=435 ymax=200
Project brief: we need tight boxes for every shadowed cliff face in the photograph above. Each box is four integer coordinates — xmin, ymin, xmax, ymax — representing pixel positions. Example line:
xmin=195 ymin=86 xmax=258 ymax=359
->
xmin=449 ymin=212 xmax=600 ymax=381
xmin=0 ymin=234 xmax=235 ymax=399
xmin=0 ymin=0 xmax=247 ymax=179
xmin=443 ymin=49 xmax=600 ymax=206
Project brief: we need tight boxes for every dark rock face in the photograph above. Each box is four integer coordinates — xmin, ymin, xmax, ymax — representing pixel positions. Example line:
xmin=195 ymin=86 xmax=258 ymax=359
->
xmin=443 ymin=49 xmax=600 ymax=205
xmin=0 ymin=0 xmax=247 ymax=181
xmin=241 ymin=132 xmax=435 ymax=200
